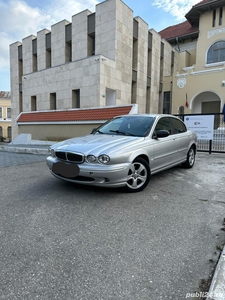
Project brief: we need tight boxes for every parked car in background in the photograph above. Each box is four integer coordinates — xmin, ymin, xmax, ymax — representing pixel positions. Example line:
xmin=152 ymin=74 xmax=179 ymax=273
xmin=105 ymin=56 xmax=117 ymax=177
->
xmin=46 ymin=114 xmax=197 ymax=192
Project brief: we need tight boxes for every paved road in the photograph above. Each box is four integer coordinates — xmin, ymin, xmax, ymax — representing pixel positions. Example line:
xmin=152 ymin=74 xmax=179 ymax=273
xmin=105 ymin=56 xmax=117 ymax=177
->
xmin=0 ymin=151 xmax=46 ymax=167
xmin=0 ymin=151 xmax=225 ymax=300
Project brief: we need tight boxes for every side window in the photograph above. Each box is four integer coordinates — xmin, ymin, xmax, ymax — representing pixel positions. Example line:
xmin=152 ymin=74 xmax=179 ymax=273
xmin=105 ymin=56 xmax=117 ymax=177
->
xmin=153 ymin=117 xmax=172 ymax=136
xmin=170 ymin=117 xmax=187 ymax=134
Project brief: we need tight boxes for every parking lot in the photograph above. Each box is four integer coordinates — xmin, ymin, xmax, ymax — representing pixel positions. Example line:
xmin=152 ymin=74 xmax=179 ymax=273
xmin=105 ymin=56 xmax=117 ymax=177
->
xmin=0 ymin=151 xmax=225 ymax=300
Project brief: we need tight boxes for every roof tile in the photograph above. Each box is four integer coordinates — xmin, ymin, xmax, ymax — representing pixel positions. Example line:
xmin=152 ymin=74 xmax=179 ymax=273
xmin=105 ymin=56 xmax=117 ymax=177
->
xmin=17 ymin=106 xmax=134 ymax=123
xmin=159 ymin=20 xmax=198 ymax=40
xmin=159 ymin=0 xmax=215 ymax=39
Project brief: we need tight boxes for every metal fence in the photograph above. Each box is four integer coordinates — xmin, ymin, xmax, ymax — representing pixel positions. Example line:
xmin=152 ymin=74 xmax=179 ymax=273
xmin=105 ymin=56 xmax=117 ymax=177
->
xmin=176 ymin=113 xmax=225 ymax=154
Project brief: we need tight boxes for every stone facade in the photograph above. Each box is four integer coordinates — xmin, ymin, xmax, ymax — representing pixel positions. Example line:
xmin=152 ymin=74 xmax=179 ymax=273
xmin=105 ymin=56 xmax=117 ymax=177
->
xmin=10 ymin=0 xmax=174 ymax=139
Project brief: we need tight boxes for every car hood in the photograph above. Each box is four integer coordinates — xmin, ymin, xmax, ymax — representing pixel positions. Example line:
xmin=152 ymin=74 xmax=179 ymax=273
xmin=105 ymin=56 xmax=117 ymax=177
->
xmin=51 ymin=134 xmax=145 ymax=156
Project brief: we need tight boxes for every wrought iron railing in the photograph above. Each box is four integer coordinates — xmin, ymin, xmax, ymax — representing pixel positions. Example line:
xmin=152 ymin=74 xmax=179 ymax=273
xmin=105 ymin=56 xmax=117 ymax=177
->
xmin=176 ymin=113 xmax=225 ymax=154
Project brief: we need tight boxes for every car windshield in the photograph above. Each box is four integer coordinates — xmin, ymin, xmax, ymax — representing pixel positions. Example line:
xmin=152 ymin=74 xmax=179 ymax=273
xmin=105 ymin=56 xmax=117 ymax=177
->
xmin=96 ymin=116 xmax=155 ymax=137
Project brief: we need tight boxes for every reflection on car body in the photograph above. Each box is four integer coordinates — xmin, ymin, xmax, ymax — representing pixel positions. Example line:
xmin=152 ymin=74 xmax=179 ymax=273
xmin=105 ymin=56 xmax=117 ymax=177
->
xmin=46 ymin=114 xmax=197 ymax=192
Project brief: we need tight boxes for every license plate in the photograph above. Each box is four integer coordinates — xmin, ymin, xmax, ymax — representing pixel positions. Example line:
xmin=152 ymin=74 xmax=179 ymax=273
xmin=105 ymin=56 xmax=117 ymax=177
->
xmin=52 ymin=162 xmax=79 ymax=178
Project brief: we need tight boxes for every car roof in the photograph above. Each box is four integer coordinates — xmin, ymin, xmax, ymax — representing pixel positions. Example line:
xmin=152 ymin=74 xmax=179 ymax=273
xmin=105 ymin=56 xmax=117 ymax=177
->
xmin=115 ymin=114 xmax=179 ymax=118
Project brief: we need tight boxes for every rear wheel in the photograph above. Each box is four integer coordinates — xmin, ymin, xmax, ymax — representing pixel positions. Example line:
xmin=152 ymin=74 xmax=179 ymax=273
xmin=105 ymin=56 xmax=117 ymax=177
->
xmin=182 ymin=146 xmax=195 ymax=168
xmin=125 ymin=158 xmax=150 ymax=192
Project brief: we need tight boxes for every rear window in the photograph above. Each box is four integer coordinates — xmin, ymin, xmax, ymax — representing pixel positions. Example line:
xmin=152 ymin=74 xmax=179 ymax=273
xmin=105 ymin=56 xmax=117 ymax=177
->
xmin=170 ymin=118 xmax=187 ymax=134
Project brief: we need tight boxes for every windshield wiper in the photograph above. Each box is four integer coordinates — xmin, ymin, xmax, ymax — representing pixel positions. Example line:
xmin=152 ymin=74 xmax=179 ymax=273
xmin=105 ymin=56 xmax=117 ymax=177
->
xmin=109 ymin=130 xmax=135 ymax=136
xmin=96 ymin=129 xmax=103 ymax=134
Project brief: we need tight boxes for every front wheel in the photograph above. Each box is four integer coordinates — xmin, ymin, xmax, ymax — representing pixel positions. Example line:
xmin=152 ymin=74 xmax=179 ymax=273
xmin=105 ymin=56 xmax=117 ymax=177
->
xmin=125 ymin=158 xmax=150 ymax=192
xmin=182 ymin=146 xmax=195 ymax=168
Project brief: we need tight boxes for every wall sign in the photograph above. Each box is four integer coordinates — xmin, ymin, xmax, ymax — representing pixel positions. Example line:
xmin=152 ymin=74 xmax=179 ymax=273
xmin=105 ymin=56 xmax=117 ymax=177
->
xmin=177 ymin=78 xmax=186 ymax=89
xmin=184 ymin=115 xmax=214 ymax=140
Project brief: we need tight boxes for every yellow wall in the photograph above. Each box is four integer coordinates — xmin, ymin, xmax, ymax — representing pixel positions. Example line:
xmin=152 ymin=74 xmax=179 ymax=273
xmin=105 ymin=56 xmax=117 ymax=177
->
xmin=169 ymin=6 xmax=225 ymax=115
xmin=0 ymin=98 xmax=11 ymax=139
xmin=18 ymin=123 xmax=103 ymax=140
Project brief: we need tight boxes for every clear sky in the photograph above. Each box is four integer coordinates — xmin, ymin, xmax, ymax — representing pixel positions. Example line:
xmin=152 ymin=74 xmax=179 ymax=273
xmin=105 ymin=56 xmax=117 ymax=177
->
xmin=0 ymin=0 xmax=201 ymax=92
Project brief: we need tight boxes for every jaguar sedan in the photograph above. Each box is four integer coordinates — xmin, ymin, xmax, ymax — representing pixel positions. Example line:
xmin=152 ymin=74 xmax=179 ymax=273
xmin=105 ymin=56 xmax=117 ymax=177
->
xmin=46 ymin=114 xmax=197 ymax=192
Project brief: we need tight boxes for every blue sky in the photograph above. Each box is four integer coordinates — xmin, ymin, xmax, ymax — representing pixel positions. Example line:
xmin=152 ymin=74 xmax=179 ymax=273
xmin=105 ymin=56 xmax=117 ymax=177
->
xmin=0 ymin=0 xmax=201 ymax=91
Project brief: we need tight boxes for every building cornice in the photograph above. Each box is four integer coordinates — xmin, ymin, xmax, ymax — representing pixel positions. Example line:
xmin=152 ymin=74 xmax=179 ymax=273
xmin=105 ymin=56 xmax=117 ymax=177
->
xmin=191 ymin=67 xmax=225 ymax=75
xmin=205 ymin=61 xmax=225 ymax=68
xmin=175 ymin=73 xmax=188 ymax=78
xmin=17 ymin=121 xmax=106 ymax=125
xmin=182 ymin=66 xmax=195 ymax=72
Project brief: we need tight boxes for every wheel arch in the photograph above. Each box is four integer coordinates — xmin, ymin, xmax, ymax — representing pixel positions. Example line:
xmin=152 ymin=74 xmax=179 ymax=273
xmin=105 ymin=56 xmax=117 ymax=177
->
xmin=133 ymin=154 xmax=149 ymax=165
xmin=190 ymin=143 xmax=197 ymax=154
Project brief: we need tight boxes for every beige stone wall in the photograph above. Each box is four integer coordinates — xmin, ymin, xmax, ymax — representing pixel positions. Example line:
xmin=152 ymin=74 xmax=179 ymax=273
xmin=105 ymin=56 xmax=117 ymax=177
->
xmin=51 ymin=20 xmax=70 ymax=67
xmin=10 ymin=42 xmax=21 ymax=139
xmin=72 ymin=10 xmax=91 ymax=61
xmin=37 ymin=29 xmax=51 ymax=71
xmin=18 ymin=123 xmax=103 ymax=140
xmin=134 ymin=17 xmax=148 ymax=113
xmin=148 ymin=29 xmax=162 ymax=113
xmin=114 ymin=0 xmax=133 ymax=105
xmin=22 ymin=35 xmax=36 ymax=75
xmin=10 ymin=0 xmax=174 ymax=140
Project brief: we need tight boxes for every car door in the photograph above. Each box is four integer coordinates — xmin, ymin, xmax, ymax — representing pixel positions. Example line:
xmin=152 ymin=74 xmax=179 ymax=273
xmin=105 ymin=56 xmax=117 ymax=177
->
xmin=169 ymin=117 xmax=190 ymax=161
xmin=150 ymin=117 xmax=178 ymax=173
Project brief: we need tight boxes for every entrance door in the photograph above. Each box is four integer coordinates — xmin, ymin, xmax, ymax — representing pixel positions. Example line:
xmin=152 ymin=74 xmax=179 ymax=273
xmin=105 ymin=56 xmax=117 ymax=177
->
xmin=202 ymin=101 xmax=220 ymax=129
xmin=201 ymin=101 xmax=220 ymax=113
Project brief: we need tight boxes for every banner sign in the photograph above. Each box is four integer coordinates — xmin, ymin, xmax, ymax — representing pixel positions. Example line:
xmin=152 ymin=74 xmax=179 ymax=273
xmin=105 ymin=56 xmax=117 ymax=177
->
xmin=184 ymin=115 xmax=214 ymax=140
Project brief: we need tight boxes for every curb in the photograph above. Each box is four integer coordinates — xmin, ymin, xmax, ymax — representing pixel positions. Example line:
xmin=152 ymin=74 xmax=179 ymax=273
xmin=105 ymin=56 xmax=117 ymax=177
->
xmin=206 ymin=246 xmax=225 ymax=300
xmin=0 ymin=146 xmax=48 ymax=155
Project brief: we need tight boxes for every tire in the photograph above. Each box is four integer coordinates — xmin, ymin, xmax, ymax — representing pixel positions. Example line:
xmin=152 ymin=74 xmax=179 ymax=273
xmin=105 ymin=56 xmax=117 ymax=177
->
xmin=182 ymin=146 xmax=195 ymax=168
xmin=125 ymin=157 xmax=150 ymax=192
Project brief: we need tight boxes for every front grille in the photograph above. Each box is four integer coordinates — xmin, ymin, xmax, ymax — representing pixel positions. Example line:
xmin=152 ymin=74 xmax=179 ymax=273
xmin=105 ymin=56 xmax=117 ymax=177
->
xmin=67 ymin=152 xmax=83 ymax=162
xmin=55 ymin=151 xmax=84 ymax=163
xmin=56 ymin=151 xmax=66 ymax=160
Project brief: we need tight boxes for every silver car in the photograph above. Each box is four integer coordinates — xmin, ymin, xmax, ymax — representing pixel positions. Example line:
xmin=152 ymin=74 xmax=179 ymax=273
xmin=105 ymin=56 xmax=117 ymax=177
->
xmin=46 ymin=114 xmax=197 ymax=192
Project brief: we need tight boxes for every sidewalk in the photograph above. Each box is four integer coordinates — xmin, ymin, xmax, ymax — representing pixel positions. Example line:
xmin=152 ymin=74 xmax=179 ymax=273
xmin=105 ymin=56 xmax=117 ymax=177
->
xmin=206 ymin=246 xmax=225 ymax=300
xmin=0 ymin=140 xmax=54 ymax=155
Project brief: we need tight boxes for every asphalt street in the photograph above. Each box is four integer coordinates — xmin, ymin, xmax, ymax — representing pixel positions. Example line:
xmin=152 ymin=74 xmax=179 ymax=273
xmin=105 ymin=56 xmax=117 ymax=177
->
xmin=0 ymin=151 xmax=225 ymax=300
xmin=0 ymin=151 xmax=46 ymax=167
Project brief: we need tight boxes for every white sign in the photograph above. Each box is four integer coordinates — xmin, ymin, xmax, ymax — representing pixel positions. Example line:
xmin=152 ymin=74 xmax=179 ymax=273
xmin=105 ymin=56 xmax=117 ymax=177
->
xmin=184 ymin=115 xmax=214 ymax=140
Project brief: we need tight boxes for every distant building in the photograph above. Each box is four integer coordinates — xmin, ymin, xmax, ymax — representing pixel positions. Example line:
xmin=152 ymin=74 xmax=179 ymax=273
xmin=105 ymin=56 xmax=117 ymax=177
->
xmin=10 ymin=0 xmax=174 ymax=140
xmin=160 ymin=0 xmax=225 ymax=120
xmin=0 ymin=91 xmax=11 ymax=141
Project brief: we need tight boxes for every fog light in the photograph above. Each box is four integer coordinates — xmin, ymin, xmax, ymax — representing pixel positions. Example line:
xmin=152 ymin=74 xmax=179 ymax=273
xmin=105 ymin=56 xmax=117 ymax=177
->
xmin=87 ymin=155 xmax=96 ymax=163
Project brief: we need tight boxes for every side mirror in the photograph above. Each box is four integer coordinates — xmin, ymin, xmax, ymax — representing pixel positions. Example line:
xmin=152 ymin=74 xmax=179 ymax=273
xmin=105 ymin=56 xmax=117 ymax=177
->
xmin=156 ymin=130 xmax=170 ymax=138
xmin=91 ymin=128 xmax=97 ymax=134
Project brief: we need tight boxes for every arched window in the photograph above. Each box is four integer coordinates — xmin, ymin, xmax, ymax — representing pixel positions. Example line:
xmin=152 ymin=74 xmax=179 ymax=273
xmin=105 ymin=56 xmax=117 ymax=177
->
xmin=179 ymin=106 xmax=184 ymax=114
xmin=207 ymin=41 xmax=225 ymax=64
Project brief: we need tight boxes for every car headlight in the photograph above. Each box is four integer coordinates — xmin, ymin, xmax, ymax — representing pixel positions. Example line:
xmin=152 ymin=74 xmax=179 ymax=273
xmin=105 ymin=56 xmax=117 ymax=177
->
xmin=87 ymin=155 xmax=97 ymax=163
xmin=98 ymin=154 xmax=110 ymax=164
xmin=49 ymin=148 xmax=56 ymax=157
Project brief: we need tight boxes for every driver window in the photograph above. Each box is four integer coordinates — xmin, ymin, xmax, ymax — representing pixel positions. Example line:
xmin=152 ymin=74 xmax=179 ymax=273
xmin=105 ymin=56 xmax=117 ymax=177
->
xmin=154 ymin=117 xmax=172 ymax=136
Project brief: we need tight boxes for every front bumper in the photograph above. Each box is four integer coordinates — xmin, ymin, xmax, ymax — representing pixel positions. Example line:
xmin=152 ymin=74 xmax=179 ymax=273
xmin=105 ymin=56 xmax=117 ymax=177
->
xmin=46 ymin=156 xmax=130 ymax=188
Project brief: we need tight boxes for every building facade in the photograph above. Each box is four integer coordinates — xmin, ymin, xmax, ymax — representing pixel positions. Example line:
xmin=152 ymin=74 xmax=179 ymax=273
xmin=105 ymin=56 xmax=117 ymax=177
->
xmin=160 ymin=0 xmax=225 ymax=119
xmin=10 ymin=0 xmax=174 ymax=140
xmin=0 ymin=91 xmax=11 ymax=141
